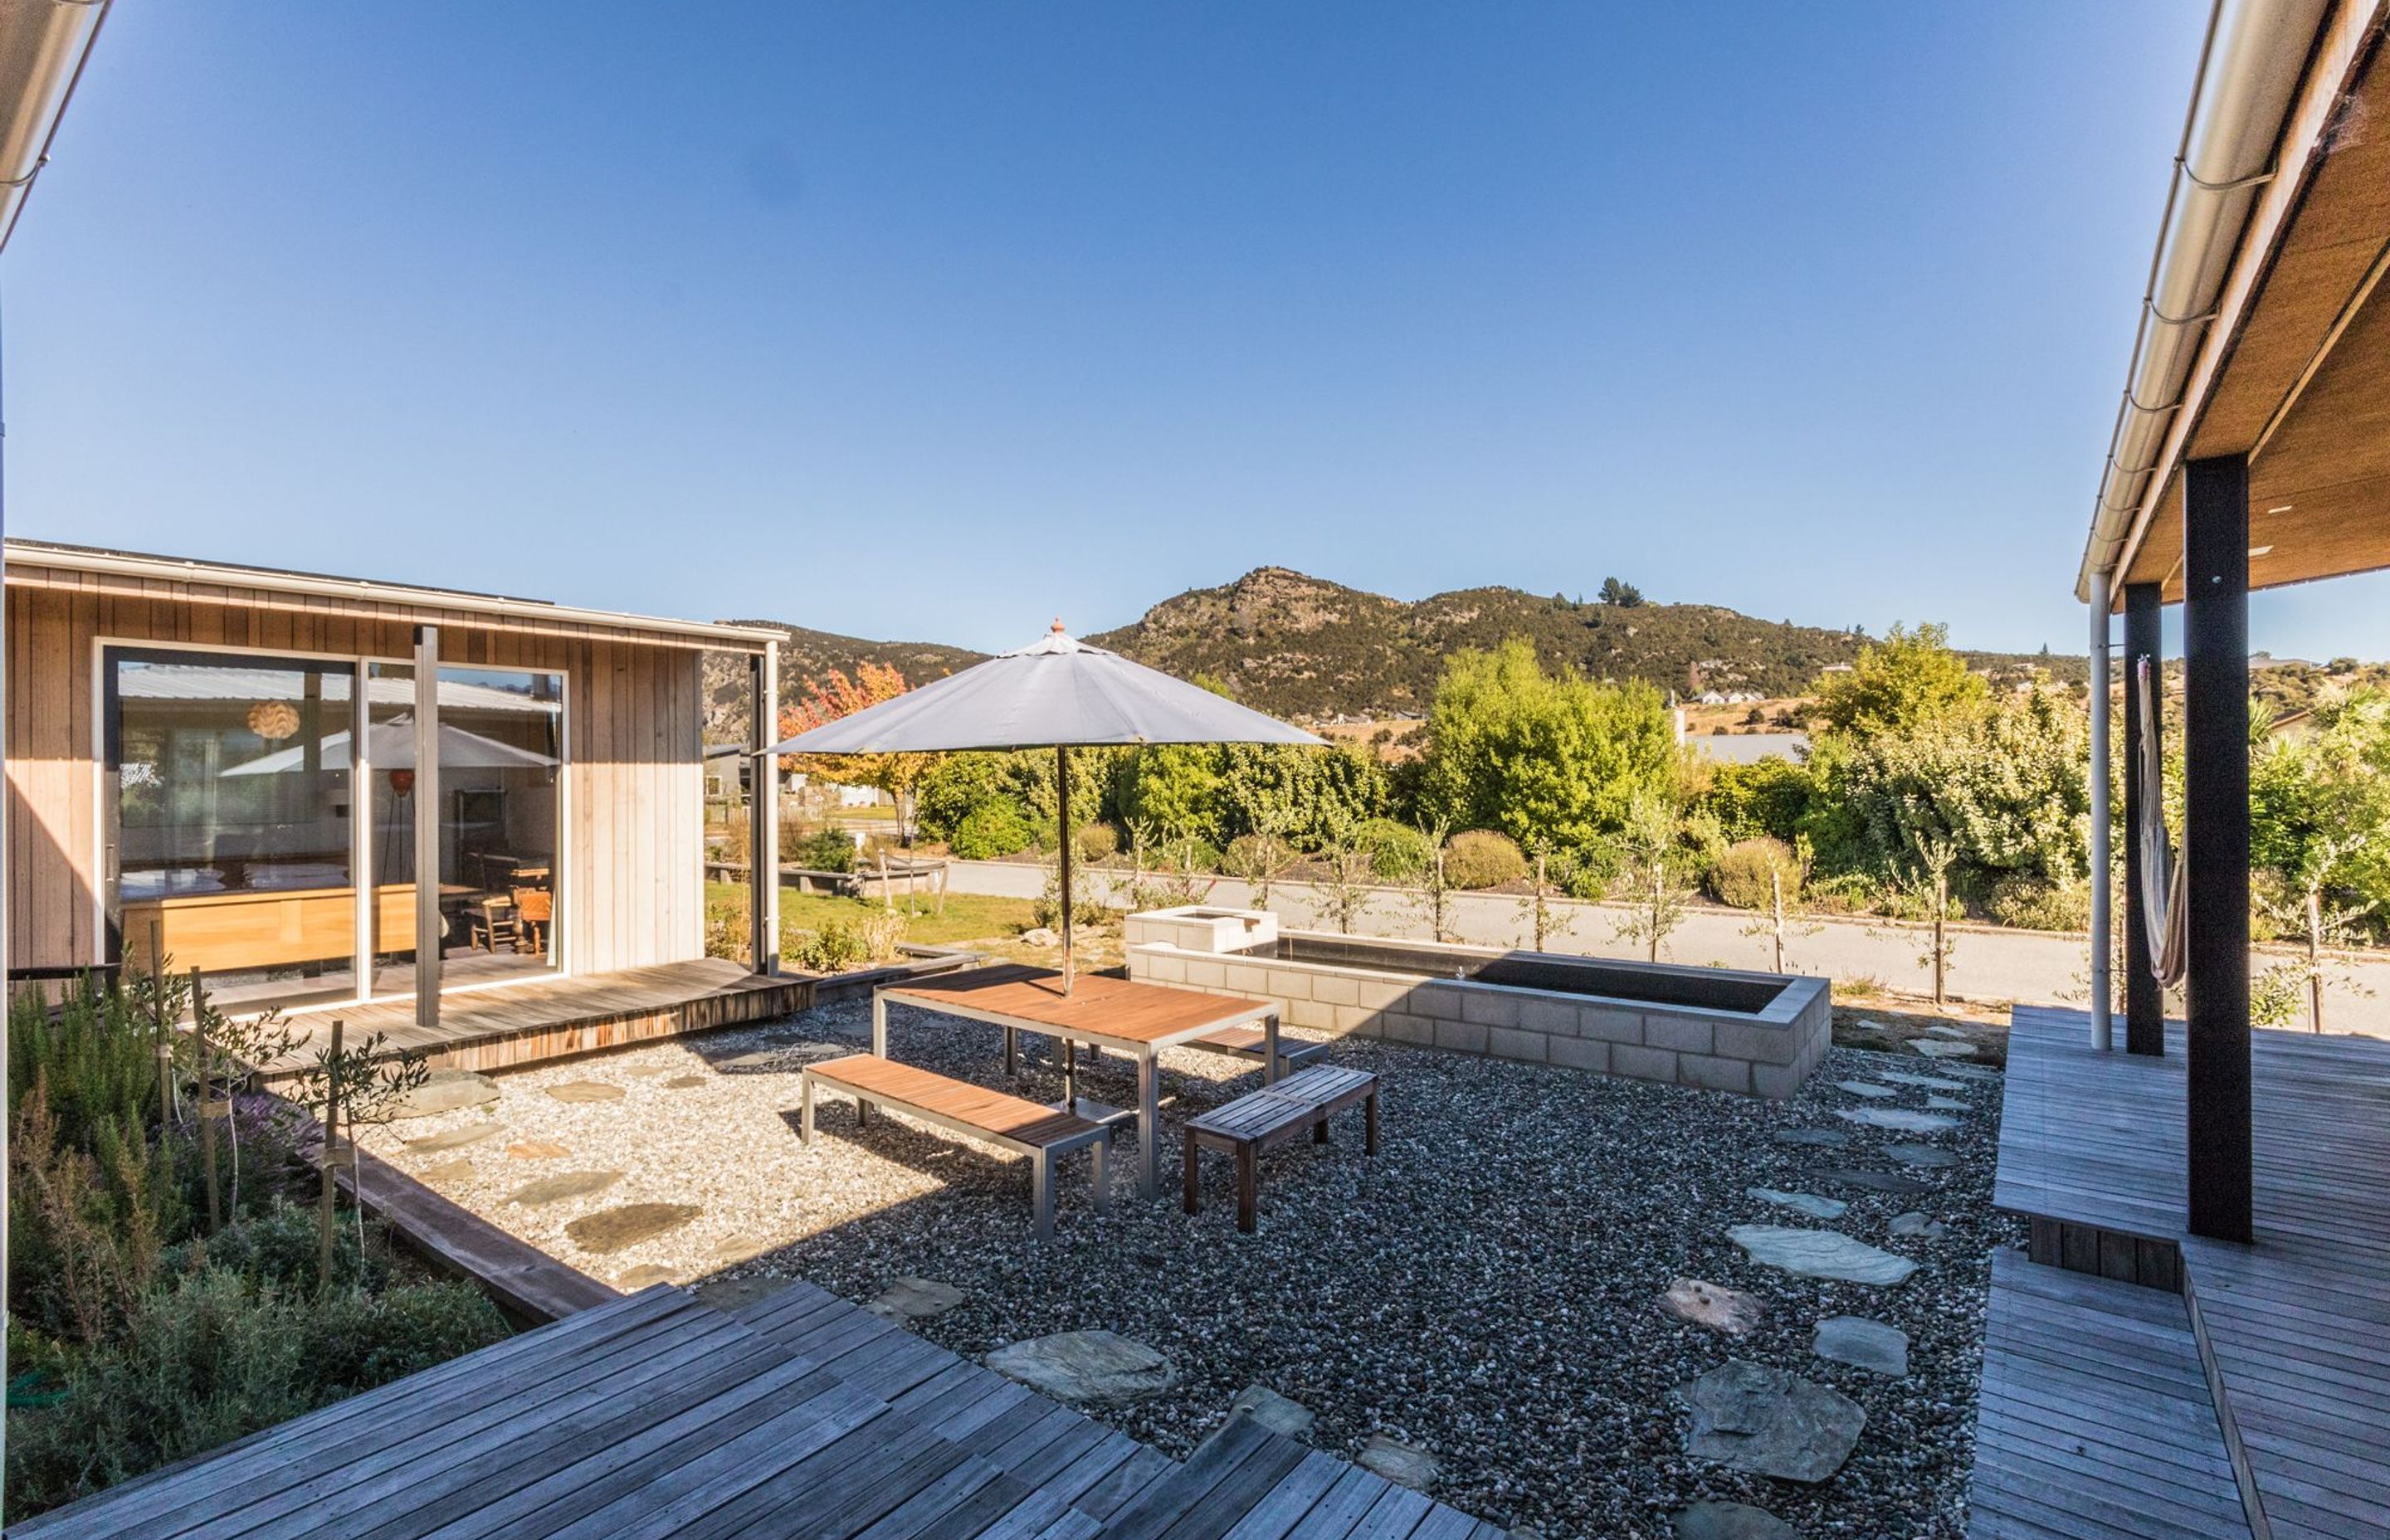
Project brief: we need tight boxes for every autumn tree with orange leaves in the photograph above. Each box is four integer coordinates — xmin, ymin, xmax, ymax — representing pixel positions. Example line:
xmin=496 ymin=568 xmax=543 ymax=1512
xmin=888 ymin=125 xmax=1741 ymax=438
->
xmin=776 ymin=662 xmax=939 ymax=840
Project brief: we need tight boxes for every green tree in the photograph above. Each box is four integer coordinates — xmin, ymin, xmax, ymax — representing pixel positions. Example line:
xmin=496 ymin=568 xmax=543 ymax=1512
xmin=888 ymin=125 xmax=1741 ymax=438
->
xmin=1417 ymin=639 xmax=1678 ymax=851
xmin=1811 ymin=622 xmax=1988 ymax=737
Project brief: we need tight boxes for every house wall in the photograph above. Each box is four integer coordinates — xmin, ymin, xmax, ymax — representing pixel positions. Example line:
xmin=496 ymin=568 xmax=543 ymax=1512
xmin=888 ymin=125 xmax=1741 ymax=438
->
xmin=5 ymin=562 xmax=713 ymax=979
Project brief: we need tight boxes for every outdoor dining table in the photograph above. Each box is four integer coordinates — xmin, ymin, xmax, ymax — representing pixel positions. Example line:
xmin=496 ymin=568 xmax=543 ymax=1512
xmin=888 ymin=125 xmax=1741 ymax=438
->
xmin=871 ymin=963 xmax=1282 ymax=1198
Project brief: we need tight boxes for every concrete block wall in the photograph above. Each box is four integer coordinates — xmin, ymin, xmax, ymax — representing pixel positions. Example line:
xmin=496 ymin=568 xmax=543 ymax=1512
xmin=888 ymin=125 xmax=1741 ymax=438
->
xmin=1130 ymin=940 xmax=1832 ymax=1099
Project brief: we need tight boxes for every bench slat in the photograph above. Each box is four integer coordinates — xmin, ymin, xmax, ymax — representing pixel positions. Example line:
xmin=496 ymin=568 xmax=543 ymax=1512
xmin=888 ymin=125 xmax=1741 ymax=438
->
xmin=807 ymin=1055 xmax=1101 ymax=1150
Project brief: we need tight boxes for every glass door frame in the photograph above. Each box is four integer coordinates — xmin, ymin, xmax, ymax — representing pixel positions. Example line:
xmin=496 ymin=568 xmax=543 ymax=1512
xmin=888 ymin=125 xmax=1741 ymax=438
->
xmin=92 ymin=633 xmax=572 ymax=1014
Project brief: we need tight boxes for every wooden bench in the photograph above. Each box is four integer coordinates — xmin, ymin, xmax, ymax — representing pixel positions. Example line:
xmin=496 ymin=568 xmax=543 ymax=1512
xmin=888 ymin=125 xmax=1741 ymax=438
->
xmin=1183 ymin=1065 xmax=1379 ymax=1233
xmin=1182 ymin=1026 xmax=1329 ymax=1078
xmin=800 ymin=1053 xmax=1113 ymax=1240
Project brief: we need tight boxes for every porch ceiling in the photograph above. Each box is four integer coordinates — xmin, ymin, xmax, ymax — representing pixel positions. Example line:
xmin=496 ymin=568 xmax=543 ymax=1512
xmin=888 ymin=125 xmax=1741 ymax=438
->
xmin=2114 ymin=20 xmax=2390 ymax=605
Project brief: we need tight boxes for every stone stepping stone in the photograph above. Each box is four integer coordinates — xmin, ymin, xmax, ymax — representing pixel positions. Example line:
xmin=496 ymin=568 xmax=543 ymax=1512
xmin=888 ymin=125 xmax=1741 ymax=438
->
xmin=1910 ymin=1040 xmax=1978 ymax=1060
xmin=1679 ymin=1359 xmax=1866 ymax=1483
xmin=1926 ymin=1095 xmax=1967 ymax=1111
xmin=1674 ymin=1501 xmax=1804 ymax=1540
xmin=509 ymin=1170 xmax=623 ymax=1206
xmin=623 ymin=1064 xmax=671 ymax=1078
xmin=1888 ymin=1211 xmax=1949 ymax=1240
xmin=1810 ymin=1167 xmax=1934 ymax=1196
xmin=1938 ymin=1063 xmax=2002 ymax=1081
xmin=693 ymin=1274 xmax=790 ymax=1313
xmin=985 ymin=1330 xmax=1177 ymax=1403
xmin=615 ymin=1264 xmax=679 ymax=1289
xmin=567 ymin=1202 xmax=701 ymax=1255
xmin=1830 ymin=1080 xmax=1896 ymax=1099
xmin=1356 ymin=1434 xmax=1440 ymax=1490
xmin=664 ymin=1075 xmax=709 ymax=1090
xmin=405 ymin=1120 xmax=505 ymax=1153
xmin=1727 ymin=1225 xmax=1918 ymax=1286
xmin=393 ymin=1070 xmax=500 ymax=1120
xmin=1921 ymin=1024 xmax=1969 ymax=1040
xmin=508 ymin=1139 xmax=571 ymax=1160
xmin=421 ymin=1157 xmax=477 ymax=1186
xmin=865 ymin=1277 xmax=965 ymax=1321
xmin=547 ymin=1081 xmax=626 ymax=1104
xmin=1882 ymin=1143 xmax=1959 ymax=1168
xmin=1658 ymin=1278 xmax=1764 ymax=1337
xmin=1856 ymin=1019 xmax=1892 ymax=1032
xmin=1812 ymin=1314 xmax=1910 ymax=1377
xmin=1875 ymin=1070 xmax=1968 ymax=1092
xmin=1748 ymin=1187 xmax=1848 ymax=1221
xmin=1228 ymin=1384 xmax=1314 ymax=1440
xmin=1773 ymin=1128 xmax=1851 ymax=1148
xmin=1836 ymin=1107 xmax=1959 ymax=1133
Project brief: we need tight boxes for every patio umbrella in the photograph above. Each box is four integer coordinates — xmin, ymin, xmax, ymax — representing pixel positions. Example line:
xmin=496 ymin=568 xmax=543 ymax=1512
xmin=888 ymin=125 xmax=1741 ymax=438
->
xmin=766 ymin=621 xmax=1323 ymax=992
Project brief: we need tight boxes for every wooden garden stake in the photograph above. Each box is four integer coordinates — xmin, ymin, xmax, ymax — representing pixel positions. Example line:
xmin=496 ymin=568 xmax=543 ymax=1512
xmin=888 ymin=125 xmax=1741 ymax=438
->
xmin=192 ymin=967 xmax=222 ymax=1232
xmin=151 ymin=928 xmax=173 ymax=1130
xmin=319 ymin=1018 xmax=344 ymax=1290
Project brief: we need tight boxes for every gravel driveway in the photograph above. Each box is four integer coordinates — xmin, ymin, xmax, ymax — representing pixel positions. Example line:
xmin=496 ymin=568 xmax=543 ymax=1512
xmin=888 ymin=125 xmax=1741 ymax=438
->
xmin=362 ymin=996 xmax=2015 ymax=1539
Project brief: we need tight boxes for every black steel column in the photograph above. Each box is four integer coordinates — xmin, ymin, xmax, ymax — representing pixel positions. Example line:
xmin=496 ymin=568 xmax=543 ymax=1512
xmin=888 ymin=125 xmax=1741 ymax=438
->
xmin=2122 ymin=581 xmax=2166 ymax=1056
xmin=2182 ymin=455 xmax=2253 ymax=1244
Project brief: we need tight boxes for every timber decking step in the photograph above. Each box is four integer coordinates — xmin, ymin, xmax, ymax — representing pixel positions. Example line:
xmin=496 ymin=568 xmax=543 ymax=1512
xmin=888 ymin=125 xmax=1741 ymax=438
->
xmin=18 ymin=1278 xmax=1500 ymax=1540
xmin=1968 ymin=1250 xmax=2250 ymax=1540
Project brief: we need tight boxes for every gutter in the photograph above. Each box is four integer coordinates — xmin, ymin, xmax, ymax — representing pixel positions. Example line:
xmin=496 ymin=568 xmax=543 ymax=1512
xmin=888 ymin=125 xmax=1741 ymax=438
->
xmin=2075 ymin=0 xmax=2331 ymax=606
xmin=0 ymin=0 xmax=112 ymax=253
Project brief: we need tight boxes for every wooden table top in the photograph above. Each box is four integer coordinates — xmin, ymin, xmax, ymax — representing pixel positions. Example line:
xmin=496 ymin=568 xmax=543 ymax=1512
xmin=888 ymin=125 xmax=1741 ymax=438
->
xmin=880 ymin=963 xmax=1274 ymax=1046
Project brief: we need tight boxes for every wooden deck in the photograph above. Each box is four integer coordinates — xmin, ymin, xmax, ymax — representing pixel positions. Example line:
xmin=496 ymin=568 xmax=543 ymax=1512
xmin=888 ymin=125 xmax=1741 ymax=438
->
xmin=254 ymin=958 xmax=813 ymax=1082
xmin=19 ymin=1277 xmax=1505 ymax=1540
xmin=1976 ymin=1006 xmax=2390 ymax=1539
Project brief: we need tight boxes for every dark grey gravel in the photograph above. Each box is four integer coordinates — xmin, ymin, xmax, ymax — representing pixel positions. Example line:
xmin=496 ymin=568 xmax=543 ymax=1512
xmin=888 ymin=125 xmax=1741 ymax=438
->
xmin=704 ymin=1001 xmax=2016 ymax=1539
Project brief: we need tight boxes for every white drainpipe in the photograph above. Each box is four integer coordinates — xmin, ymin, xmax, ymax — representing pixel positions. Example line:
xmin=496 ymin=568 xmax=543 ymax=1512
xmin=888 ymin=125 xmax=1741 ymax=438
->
xmin=2089 ymin=582 xmax=2114 ymax=1049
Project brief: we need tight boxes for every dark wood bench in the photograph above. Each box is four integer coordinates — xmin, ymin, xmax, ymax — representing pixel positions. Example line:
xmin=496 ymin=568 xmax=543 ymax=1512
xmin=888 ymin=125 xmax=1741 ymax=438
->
xmin=800 ymin=1053 xmax=1112 ymax=1240
xmin=1183 ymin=1064 xmax=1379 ymax=1233
xmin=1183 ymin=1025 xmax=1329 ymax=1078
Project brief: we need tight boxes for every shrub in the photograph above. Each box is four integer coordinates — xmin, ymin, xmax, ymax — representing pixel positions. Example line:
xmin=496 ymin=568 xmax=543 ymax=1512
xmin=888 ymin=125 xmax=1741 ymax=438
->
xmin=1354 ymin=819 xmax=1432 ymax=883
xmin=785 ymin=825 xmax=856 ymax=872
xmin=947 ymin=800 xmax=1036 ymax=860
xmin=298 ymin=1279 xmax=510 ymax=1395
xmin=1076 ymin=822 xmax=1120 ymax=863
xmin=1710 ymin=837 xmax=1803 ymax=911
xmin=1442 ymin=830 xmax=1528 ymax=890
xmin=791 ymin=920 xmax=866 ymax=973
xmin=1986 ymin=875 xmax=2090 ymax=933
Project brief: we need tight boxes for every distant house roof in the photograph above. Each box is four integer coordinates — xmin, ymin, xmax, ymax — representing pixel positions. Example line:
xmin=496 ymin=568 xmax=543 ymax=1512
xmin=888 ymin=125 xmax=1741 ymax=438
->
xmin=1685 ymin=731 xmax=1808 ymax=765
xmin=4 ymin=539 xmax=778 ymax=651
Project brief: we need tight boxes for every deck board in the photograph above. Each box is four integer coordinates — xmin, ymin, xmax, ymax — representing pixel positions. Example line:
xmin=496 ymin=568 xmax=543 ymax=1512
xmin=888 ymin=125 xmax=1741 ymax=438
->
xmin=1979 ymin=1006 xmax=2390 ymax=1540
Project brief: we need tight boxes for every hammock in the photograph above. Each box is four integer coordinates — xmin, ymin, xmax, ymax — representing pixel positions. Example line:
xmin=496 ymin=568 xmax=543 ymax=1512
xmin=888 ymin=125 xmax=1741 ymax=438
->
xmin=2135 ymin=655 xmax=2189 ymax=987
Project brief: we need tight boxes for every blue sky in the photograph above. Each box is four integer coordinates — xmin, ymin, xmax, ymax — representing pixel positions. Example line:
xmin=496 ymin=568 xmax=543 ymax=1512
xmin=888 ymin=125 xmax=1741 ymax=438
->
xmin=7 ymin=2 xmax=2386 ymax=661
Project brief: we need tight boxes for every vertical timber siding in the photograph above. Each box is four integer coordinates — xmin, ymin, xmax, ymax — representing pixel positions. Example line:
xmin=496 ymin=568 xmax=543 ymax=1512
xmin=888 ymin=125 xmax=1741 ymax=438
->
xmin=5 ymin=563 xmax=716 ymax=978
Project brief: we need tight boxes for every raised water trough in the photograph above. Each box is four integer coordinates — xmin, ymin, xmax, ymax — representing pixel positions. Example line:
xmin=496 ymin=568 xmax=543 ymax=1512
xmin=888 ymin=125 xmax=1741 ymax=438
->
xmin=1124 ymin=907 xmax=1831 ymax=1097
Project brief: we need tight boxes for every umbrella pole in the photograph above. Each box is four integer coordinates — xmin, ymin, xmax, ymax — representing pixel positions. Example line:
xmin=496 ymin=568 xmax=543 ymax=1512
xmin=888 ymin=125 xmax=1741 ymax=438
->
xmin=1057 ymin=744 xmax=1076 ymax=997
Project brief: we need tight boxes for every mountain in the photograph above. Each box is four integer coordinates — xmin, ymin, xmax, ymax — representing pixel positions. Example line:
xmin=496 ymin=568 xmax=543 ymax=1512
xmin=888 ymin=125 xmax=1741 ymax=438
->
xmin=701 ymin=623 xmax=984 ymax=741
xmin=705 ymin=568 xmax=2083 ymax=736
xmin=1083 ymin=568 xmax=2078 ymax=718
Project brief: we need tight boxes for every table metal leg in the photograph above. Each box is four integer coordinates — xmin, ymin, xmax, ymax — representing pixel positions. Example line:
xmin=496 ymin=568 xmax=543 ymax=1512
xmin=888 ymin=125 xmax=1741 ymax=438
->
xmin=1005 ymin=1024 xmax=1017 ymax=1079
xmin=1139 ymin=1055 xmax=1160 ymax=1198
xmin=1064 ymin=1038 xmax=1078 ymax=1109
xmin=1263 ymin=1011 xmax=1281 ymax=1085
xmin=872 ymin=992 xmax=888 ymax=1058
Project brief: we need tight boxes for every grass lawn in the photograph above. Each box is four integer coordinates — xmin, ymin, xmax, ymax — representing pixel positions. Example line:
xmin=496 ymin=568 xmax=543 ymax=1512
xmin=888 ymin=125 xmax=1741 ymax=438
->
xmin=705 ymin=881 xmax=1123 ymax=968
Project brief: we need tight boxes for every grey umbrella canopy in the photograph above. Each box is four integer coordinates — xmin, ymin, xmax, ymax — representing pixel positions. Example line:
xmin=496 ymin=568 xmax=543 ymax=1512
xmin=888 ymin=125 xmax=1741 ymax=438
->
xmin=767 ymin=622 xmax=1324 ymax=993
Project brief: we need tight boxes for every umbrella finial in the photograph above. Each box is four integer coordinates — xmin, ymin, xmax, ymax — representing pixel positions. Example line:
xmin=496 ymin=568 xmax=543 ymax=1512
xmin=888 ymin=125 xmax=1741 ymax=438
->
xmin=1051 ymin=617 xmax=1066 ymax=636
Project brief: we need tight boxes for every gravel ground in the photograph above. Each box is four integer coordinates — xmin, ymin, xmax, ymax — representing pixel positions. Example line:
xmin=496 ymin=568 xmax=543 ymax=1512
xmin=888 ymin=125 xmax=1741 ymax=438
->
xmin=360 ymin=1001 xmax=2017 ymax=1540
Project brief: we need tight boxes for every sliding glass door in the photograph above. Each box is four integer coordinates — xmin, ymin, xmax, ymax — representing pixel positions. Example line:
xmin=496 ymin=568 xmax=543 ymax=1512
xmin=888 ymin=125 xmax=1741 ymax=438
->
xmin=104 ymin=645 xmax=564 ymax=1011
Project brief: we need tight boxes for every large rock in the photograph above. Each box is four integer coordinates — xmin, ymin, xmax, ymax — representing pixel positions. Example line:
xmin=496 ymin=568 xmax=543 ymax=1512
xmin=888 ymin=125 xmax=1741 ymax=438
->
xmin=1727 ymin=1225 xmax=1918 ymax=1286
xmin=1674 ymin=1502 xmax=1806 ymax=1540
xmin=1812 ymin=1315 xmax=1910 ymax=1377
xmin=1748 ymin=1188 xmax=1847 ymax=1221
xmin=405 ymin=1119 xmax=505 ymax=1153
xmin=1679 ymin=1360 xmax=1866 ymax=1483
xmin=866 ymin=1277 xmax=966 ymax=1321
xmin=566 ymin=1202 xmax=701 ymax=1254
xmin=1659 ymin=1278 xmax=1765 ymax=1337
xmin=509 ymin=1170 xmax=623 ymax=1206
xmin=1835 ymin=1108 xmax=1959 ymax=1134
xmin=985 ymin=1331 xmax=1177 ymax=1403
xmin=1357 ymin=1435 xmax=1440 ymax=1490
xmin=392 ymin=1071 xmax=500 ymax=1120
